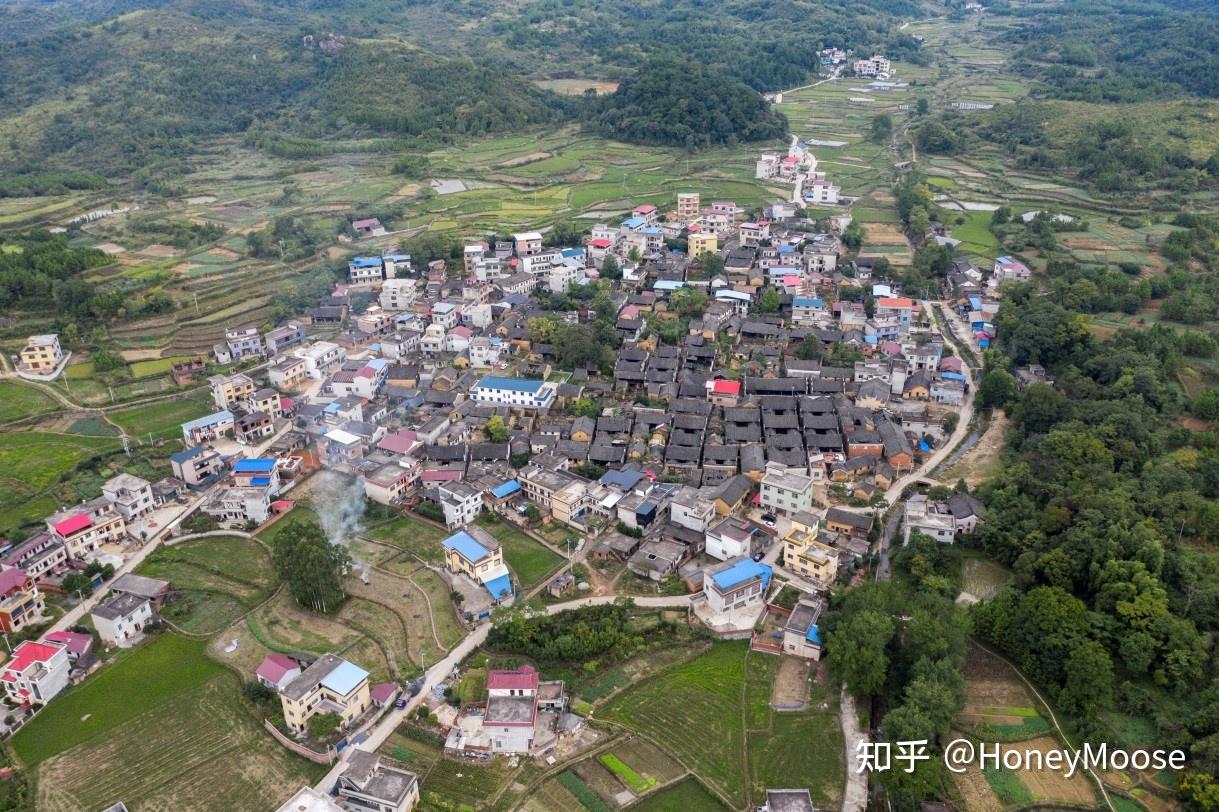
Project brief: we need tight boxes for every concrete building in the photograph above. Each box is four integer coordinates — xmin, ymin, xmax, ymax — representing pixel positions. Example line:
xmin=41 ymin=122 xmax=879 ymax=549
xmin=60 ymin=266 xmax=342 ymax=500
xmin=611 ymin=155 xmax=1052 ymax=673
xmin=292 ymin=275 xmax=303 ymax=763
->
xmin=705 ymin=516 xmax=757 ymax=562
xmin=170 ymin=445 xmax=225 ymax=487
xmin=18 ymin=334 xmax=63 ymax=373
xmin=91 ymin=592 xmax=154 ymax=647
xmin=469 ymin=376 xmax=555 ymax=410
xmin=101 ymin=473 xmax=155 ymax=521
xmin=1 ymin=639 xmax=70 ymax=706
xmin=441 ymin=527 xmax=512 ymax=604
xmin=760 ymin=462 xmax=815 ymax=516
xmin=781 ymin=512 xmax=838 ymax=588
xmin=676 ymin=192 xmax=701 ymax=219
xmin=279 ymin=654 xmax=371 ymax=734
xmin=336 ymin=750 xmax=420 ymax=812
xmin=380 ymin=278 xmax=418 ymax=311
xmin=0 ymin=568 xmax=44 ymax=634
xmin=436 ymin=480 xmax=483 ymax=529
xmin=225 ymin=326 xmax=264 ymax=360
xmin=704 ymin=557 xmax=772 ymax=615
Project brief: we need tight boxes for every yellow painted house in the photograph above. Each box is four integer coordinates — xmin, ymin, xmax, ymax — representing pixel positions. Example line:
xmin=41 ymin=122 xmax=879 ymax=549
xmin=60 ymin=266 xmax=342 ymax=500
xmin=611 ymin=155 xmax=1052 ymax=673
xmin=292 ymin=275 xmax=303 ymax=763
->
xmin=782 ymin=511 xmax=839 ymax=588
xmin=279 ymin=654 xmax=371 ymax=734
xmin=688 ymin=232 xmax=718 ymax=259
xmin=441 ymin=526 xmax=505 ymax=582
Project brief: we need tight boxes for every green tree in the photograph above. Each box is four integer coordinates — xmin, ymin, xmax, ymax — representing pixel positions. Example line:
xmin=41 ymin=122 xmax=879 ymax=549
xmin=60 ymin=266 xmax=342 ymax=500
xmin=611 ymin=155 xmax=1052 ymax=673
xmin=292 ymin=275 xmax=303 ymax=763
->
xmin=571 ymin=397 xmax=601 ymax=418
xmin=485 ymin=415 xmax=508 ymax=443
xmin=915 ymin=97 xmax=930 ymax=116
xmin=62 ymin=572 xmax=93 ymax=597
xmin=869 ymin=113 xmax=893 ymax=143
xmin=271 ymin=520 xmax=350 ymax=613
xmin=600 ymin=254 xmax=621 ymax=280
xmin=828 ymin=609 xmax=895 ymax=697
xmin=671 ymin=287 xmax=708 ymax=318
xmin=1058 ymin=640 xmax=1114 ymax=716
xmin=978 ymin=368 xmax=1017 ymax=409
xmin=755 ymin=287 xmax=780 ymax=314
xmin=1193 ymin=388 xmax=1219 ymax=420
xmin=307 ymin=711 xmax=342 ymax=739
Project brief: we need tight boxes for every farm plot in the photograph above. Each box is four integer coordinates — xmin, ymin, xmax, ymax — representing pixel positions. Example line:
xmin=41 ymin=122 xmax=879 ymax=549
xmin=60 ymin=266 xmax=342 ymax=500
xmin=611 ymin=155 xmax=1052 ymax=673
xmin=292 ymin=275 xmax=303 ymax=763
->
xmin=609 ymin=738 xmax=686 ymax=787
xmin=999 ymin=737 xmax=1097 ymax=806
xmin=0 ymin=381 xmax=57 ymax=423
xmin=13 ymin=633 xmax=226 ymax=766
xmin=476 ymin=517 xmax=565 ymax=589
xmin=600 ymin=642 xmax=748 ymax=807
xmin=35 ymin=675 xmax=320 ymax=812
xmin=108 ymin=393 xmax=215 ymax=441
xmin=418 ymin=752 xmax=519 ymax=810
xmin=748 ymin=713 xmax=845 ymax=809
xmin=744 ymin=652 xmax=780 ymax=729
xmin=364 ymin=515 xmax=448 ymax=564
xmin=336 ymin=596 xmax=410 ymax=678
xmin=0 ymin=432 xmax=121 ymax=531
xmin=573 ymin=758 xmax=632 ymax=807
xmin=958 ymin=644 xmax=1051 ymax=740
xmin=629 ymin=777 xmax=729 ymax=812
xmin=248 ymin=589 xmax=362 ymax=655
xmin=345 ymin=565 xmax=463 ymax=665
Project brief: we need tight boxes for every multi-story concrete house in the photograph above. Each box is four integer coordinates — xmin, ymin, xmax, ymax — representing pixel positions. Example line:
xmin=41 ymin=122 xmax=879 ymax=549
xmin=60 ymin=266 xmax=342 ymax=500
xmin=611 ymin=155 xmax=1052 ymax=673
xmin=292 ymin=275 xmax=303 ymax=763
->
xmin=760 ymin=462 xmax=815 ymax=516
xmin=18 ymin=334 xmax=63 ymax=373
xmin=209 ymin=373 xmax=256 ymax=409
xmin=2 ymin=639 xmax=70 ymax=705
xmin=781 ymin=511 xmax=838 ymax=588
xmin=102 ymin=473 xmax=155 ymax=521
xmin=225 ymin=326 xmax=264 ymax=360
xmin=280 ymin=654 xmax=371 ymax=734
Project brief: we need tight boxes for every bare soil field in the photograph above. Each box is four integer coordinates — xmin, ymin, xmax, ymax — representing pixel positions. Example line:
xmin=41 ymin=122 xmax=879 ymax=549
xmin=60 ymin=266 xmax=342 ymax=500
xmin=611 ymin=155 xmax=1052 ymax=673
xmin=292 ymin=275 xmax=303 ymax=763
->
xmin=1006 ymin=737 xmax=1097 ymax=806
xmin=773 ymin=656 xmax=811 ymax=708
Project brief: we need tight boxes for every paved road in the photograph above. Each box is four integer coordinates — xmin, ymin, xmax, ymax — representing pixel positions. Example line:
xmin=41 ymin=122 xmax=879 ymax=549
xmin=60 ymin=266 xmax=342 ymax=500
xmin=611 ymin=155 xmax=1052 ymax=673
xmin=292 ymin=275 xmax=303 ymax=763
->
xmin=840 ymin=689 xmax=869 ymax=812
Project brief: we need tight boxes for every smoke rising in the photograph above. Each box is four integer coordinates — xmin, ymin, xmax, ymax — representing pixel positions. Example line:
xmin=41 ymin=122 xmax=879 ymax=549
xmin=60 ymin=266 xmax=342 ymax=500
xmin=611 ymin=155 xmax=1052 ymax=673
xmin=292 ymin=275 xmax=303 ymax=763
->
xmin=313 ymin=470 xmax=367 ymax=546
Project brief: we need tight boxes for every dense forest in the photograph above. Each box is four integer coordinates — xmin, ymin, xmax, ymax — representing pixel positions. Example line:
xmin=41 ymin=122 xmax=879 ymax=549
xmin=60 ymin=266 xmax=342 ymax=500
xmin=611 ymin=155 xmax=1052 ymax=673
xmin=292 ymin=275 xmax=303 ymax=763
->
xmin=972 ymin=290 xmax=1219 ymax=810
xmin=587 ymin=58 xmax=788 ymax=148
xmin=0 ymin=232 xmax=113 ymax=314
xmin=993 ymin=0 xmax=1219 ymax=101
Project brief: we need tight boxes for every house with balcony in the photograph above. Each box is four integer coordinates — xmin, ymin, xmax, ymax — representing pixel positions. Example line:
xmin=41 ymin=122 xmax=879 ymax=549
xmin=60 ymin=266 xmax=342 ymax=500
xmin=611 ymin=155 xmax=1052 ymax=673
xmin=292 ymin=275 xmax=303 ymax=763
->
xmin=101 ymin=473 xmax=154 ymax=522
xmin=0 ymin=567 xmax=44 ymax=633
xmin=336 ymin=750 xmax=420 ymax=812
xmin=760 ymin=462 xmax=815 ymax=517
xmin=18 ymin=334 xmax=64 ymax=374
xmin=170 ymin=445 xmax=225 ymax=487
xmin=181 ymin=410 xmax=235 ymax=445
xmin=279 ymin=654 xmax=372 ymax=734
xmin=703 ymin=557 xmax=772 ymax=615
xmin=442 ymin=527 xmax=512 ymax=605
xmin=781 ymin=511 xmax=838 ymax=588
xmin=210 ymin=373 xmax=257 ymax=411
xmin=469 ymin=376 xmax=555 ymax=411
xmin=224 ymin=326 xmax=264 ymax=360
xmin=1 ymin=639 xmax=70 ymax=706
xmin=47 ymin=498 xmax=127 ymax=557
xmin=706 ymin=516 xmax=758 ymax=562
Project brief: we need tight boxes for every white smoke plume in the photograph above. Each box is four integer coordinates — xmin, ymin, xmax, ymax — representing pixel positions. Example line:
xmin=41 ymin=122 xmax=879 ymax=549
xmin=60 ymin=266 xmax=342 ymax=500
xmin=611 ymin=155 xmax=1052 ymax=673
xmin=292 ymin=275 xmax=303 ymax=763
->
xmin=313 ymin=470 xmax=367 ymax=546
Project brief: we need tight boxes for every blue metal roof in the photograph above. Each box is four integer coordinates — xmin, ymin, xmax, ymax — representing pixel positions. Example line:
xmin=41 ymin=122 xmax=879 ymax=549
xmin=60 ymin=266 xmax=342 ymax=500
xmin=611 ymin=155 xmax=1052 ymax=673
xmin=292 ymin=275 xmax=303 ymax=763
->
xmin=321 ymin=660 xmax=369 ymax=696
xmin=475 ymin=376 xmax=544 ymax=394
xmin=233 ymin=458 xmax=275 ymax=473
xmin=351 ymin=257 xmax=382 ymax=268
xmin=170 ymin=446 xmax=204 ymax=463
xmin=621 ymin=216 xmax=646 ymax=229
xmin=793 ymin=297 xmax=823 ymax=308
xmin=383 ymin=253 xmax=411 ymax=262
xmin=710 ymin=560 xmax=772 ymax=591
xmin=653 ymin=280 xmax=685 ymax=291
xmin=941 ymin=371 xmax=967 ymax=382
xmin=778 ymin=245 xmax=796 ymax=253
xmin=250 ymin=476 xmax=271 ymax=486
xmin=490 ymin=480 xmax=521 ymax=499
xmin=561 ymin=248 xmax=585 ymax=258
xmin=600 ymin=469 xmax=644 ymax=491
xmin=968 ymin=295 xmax=982 ymax=310
xmin=443 ymin=530 xmax=492 ymax=562
xmin=484 ymin=572 xmax=513 ymax=600
xmin=641 ymin=226 xmax=662 ymax=235
xmin=181 ymin=410 xmax=233 ymax=432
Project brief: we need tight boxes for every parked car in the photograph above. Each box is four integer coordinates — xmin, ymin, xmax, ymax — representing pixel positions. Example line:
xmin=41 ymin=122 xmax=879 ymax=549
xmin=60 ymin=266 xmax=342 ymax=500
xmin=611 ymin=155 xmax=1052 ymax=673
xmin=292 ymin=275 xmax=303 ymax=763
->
xmin=761 ymin=513 xmax=777 ymax=527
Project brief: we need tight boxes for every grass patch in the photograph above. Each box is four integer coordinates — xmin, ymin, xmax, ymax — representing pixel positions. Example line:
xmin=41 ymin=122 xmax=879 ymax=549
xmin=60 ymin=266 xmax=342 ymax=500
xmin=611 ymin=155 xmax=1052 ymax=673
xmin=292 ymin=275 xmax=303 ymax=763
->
xmin=12 ymin=633 xmax=226 ymax=766
xmin=0 ymin=432 xmax=121 ymax=530
xmin=982 ymin=764 xmax=1034 ymax=805
xmin=744 ymin=651 xmax=779 ymax=729
xmin=365 ymin=515 xmax=447 ymax=563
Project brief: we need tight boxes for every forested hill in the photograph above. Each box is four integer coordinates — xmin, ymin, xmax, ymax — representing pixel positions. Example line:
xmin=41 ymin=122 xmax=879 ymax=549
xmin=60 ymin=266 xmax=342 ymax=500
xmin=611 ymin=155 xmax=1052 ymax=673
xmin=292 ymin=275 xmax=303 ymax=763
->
xmin=0 ymin=0 xmax=929 ymax=172
xmin=0 ymin=6 xmax=573 ymax=174
xmin=588 ymin=58 xmax=789 ymax=148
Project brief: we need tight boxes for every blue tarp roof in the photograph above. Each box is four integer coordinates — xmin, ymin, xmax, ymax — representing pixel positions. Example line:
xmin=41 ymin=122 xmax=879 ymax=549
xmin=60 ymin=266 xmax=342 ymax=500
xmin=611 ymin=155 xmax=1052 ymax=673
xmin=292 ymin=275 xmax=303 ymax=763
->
xmin=250 ymin=476 xmax=271 ymax=486
xmin=653 ymin=280 xmax=685 ymax=291
xmin=351 ymin=257 xmax=382 ymax=268
xmin=778 ymin=245 xmax=796 ymax=253
xmin=443 ymin=530 xmax=492 ymax=562
xmin=793 ymin=297 xmax=823 ymax=308
xmin=621 ymin=216 xmax=646 ymax=229
xmin=807 ymin=623 xmax=822 ymax=645
xmin=233 ymin=458 xmax=275 ymax=473
xmin=321 ymin=660 xmax=369 ymax=696
xmin=919 ymin=440 xmax=932 ymax=453
xmin=475 ymin=376 xmax=544 ymax=393
xmin=484 ymin=572 xmax=513 ymax=600
xmin=710 ymin=560 xmax=772 ymax=592
xmin=490 ymin=480 xmax=521 ymax=499
xmin=600 ymin=469 xmax=645 ymax=491
xmin=942 ymin=371 xmax=967 ymax=382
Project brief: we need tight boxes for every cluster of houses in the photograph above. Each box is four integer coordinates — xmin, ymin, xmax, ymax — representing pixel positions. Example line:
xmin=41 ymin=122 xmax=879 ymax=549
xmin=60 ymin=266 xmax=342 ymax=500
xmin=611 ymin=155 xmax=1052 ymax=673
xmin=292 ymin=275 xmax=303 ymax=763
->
xmin=756 ymin=140 xmax=842 ymax=206
xmin=944 ymin=255 xmax=1032 ymax=348
xmin=0 ymin=572 xmax=171 ymax=713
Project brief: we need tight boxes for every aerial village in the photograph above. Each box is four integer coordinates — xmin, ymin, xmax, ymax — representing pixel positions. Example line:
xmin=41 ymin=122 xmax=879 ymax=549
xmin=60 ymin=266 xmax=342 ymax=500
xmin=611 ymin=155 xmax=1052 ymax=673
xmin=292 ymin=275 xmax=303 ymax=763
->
xmin=0 ymin=115 xmax=1025 ymax=811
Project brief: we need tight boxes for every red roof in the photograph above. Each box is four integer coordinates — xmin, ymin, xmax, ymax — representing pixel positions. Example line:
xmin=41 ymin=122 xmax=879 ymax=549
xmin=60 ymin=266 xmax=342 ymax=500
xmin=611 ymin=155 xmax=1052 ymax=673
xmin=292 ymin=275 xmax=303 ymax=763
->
xmin=781 ymin=155 xmax=799 ymax=163
xmin=877 ymin=297 xmax=914 ymax=309
xmin=379 ymin=430 xmax=419 ymax=455
xmin=371 ymin=682 xmax=399 ymax=705
xmin=44 ymin=631 xmax=92 ymax=657
xmin=255 ymin=654 xmax=299 ymax=684
xmin=633 ymin=204 xmax=657 ymax=214
xmin=52 ymin=514 xmax=92 ymax=537
xmin=4 ymin=641 xmax=63 ymax=675
xmin=710 ymin=380 xmax=742 ymax=396
xmin=589 ymin=238 xmax=612 ymax=248
xmin=450 ymin=326 xmax=473 ymax=338
xmin=0 ymin=568 xmax=29 ymax=596
xmin=487 ymin=665 xmax=538 ymax=691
